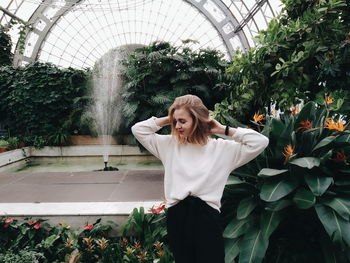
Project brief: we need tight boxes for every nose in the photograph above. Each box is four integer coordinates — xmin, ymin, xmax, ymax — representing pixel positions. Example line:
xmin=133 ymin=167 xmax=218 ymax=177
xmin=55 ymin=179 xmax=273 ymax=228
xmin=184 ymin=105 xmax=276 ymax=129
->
xmin=176 ymin=122 xmax=181 ymax=129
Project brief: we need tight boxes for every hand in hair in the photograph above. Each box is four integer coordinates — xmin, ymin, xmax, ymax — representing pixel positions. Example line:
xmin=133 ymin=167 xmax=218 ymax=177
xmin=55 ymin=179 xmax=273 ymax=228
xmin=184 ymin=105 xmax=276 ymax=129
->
xmin=208 ymin=118 xmax=226 ymax=135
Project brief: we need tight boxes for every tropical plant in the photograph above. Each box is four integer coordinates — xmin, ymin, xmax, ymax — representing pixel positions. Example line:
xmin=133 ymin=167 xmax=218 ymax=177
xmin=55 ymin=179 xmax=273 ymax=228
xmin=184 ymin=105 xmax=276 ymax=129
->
xmin=214 ymin=0 xmax=350 ymax=125
xmin=0 ymin=205 xmax=173 ymax=263
xmin=221 ymin=100 xmax=350 ymax=263
xmin=121 ymin=41 xmax=230 ymax=131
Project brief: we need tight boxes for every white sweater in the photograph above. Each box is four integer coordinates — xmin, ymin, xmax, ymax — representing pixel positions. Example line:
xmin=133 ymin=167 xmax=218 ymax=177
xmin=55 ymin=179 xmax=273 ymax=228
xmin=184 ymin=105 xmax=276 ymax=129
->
xmin=131 ymin=117 xmax=269 ymax=211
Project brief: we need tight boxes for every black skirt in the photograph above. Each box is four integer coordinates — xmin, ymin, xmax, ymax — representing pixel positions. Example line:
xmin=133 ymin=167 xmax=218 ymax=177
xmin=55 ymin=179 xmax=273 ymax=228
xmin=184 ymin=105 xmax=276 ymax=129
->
xmin=166 ymin=195 xmax=225 ymax=263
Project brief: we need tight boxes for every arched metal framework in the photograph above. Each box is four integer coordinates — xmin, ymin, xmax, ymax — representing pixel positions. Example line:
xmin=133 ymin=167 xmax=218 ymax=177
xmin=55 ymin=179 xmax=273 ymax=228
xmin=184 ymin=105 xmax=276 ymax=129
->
xmin=0 ymin=0 xmax=283 ymax=69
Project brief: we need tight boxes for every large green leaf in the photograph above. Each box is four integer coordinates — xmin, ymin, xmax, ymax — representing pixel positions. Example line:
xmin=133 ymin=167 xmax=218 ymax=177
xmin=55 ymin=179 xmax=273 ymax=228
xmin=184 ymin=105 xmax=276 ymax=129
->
xmin=224 ymin=218 xmax=249 ymax=239
xmin=265 ymin=199 xmax=293 ymax=211
xmin=224 ymin=238 xmax=240 ymax=263
xmin=338 ymin=218 xmax=350 ymax=247
xmin=257 ymin=168 xmax=288 ymax=177
xmin=315 ymin=205 xmax=348 ymax=245
xmin=293 ymin=188 xmax=315 ymax=209
xmin=238 ymin=228 xmax=268 ymax=263
xmin=237 ymin=197 xmax=257 ymax=219
xmin=226 ymin=176 xmax=245 ymax=185
xmin=320 ymin=233 xmax=338 ymax=263
xmin=260 ymin=176 xmax=298 ymax=202
xmin=322 ymin=197 xmax=350 ymax=220
xmin=305 ymin=174 xmax=333 ymax=196
xmin=335 ymin=134 xmax=350 ymax=145
xmin=260 ymin=210 xmax=282 ymax=239
xmin=312 ymin=136 xmax=337 ymax=152
xmin=290 ymin=157 xmax=320 ymax=169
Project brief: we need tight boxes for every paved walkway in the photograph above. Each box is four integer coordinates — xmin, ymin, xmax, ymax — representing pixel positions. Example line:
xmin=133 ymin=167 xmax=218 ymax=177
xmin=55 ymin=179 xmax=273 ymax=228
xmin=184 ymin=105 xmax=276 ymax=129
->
xmin=0 ymin=170 xmax=164 ymax=217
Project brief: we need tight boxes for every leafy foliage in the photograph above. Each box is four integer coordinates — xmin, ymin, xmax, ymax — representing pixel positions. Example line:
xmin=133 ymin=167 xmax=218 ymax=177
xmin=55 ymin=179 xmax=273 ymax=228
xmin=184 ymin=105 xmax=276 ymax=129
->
xmin=0 ymin=206 xmax=173 ymax=263
xmin=214 ymin=0 xmax=350 ymax=125
xmin=221 ymin=101 xmax=350 ymax=263
xmin=0 ymin=62 xmax=90 ymax=138
xmin=0 ymin=26 xmax=12 ymax=66
xmin=121 ymin=41 xmax=230 ymax=130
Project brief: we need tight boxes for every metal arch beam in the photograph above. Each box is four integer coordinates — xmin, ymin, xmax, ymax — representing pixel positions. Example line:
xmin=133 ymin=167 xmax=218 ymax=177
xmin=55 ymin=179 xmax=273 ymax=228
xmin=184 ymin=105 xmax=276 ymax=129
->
xmin=14 ymin=0 xmax=255 ymax=66
xmin=184 ymin=0 xmax=250 ymax=58
xmin=13 ymin=0 xmax=81 ymax=66
xmin=0 ymin=6 xmax=25 ymax=24
xmin=234 ymin=0 xmax=268 ymax=33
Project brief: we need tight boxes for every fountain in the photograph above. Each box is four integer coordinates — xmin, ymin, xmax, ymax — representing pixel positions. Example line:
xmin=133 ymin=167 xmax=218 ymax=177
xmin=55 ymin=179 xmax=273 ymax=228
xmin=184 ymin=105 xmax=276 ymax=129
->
xmin=91 ymin=49 xmax=124 ymax=170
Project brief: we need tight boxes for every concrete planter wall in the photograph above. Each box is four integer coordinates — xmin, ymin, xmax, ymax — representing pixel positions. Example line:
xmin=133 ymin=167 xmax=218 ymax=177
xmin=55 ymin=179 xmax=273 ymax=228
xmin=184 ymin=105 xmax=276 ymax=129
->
xmin=69 ymin=135 xmax=134 ymax=145
xmin=0 ymin=145 xmax=153 ymax=172
xmin=70 ymin=135 xmax=117 ymax=145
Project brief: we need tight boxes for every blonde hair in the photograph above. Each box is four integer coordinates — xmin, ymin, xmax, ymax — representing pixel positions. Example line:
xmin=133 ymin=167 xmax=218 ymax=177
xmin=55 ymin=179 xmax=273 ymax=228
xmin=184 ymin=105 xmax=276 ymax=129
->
xmin=168 ymin=94 xmax=211 ymax=145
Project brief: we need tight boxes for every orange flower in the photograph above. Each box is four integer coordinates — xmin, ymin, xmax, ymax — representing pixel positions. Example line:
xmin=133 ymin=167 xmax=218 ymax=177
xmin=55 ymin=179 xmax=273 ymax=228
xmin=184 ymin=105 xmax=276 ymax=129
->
xmin=324 ymin=118 xmax=349 ymax=132
xmin=283 ymin=145 xmax=295 ymax=164
xmin=324 ymin=95 xmax=334 ymax=105
xmin=154 ymin=241 xmax=163 ymax=251
xmin=332 ymin=152 xmax=347 ymax=163
xmin=252 ymin=113 xmax=264 ymax=124
xmin=290 ymin=106 xmax=299 ymax=116
xmin=96 ymin=238 xmax=109 ymax=250
xmin=137 ymin=250 xmax=148 ymax=261
xmin=133 ymin=240 xmax=142 ymax=250
xmin=65 ymin=238 xmax=74 ymax=248
xmin=296 ymin=120 xmax=313 ymax=132
xmin=157 ymin=250 xmax=165 ymax=258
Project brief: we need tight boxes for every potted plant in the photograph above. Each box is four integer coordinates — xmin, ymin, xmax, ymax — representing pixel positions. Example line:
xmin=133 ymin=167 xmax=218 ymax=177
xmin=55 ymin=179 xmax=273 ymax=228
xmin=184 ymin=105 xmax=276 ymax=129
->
xmin=0 ymin=139 xmax=9 ymax=153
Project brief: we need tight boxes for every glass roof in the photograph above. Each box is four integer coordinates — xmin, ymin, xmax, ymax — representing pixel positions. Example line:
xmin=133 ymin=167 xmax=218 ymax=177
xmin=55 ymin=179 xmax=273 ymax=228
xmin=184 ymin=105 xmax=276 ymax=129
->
xmin=0 ymin=0 xmax=283 ymax=69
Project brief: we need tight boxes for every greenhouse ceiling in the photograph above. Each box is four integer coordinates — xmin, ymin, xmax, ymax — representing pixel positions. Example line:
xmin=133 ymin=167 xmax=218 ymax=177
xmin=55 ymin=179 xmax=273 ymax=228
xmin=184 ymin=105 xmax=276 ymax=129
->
xmin=0 ymin=0 xmax=283 ymax=69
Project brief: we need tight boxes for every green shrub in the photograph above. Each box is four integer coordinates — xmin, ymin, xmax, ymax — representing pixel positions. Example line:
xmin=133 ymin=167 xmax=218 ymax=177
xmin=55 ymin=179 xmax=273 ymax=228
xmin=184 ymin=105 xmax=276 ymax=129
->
xmin=0 ymin=248 xmax=45 ymax=263
xmin=214 ymin=0 xmax=350 ymax=125
xmin=0 ymin=62 xmax=90 ymax=137
xmin=121 ymin=41 xmax=231 ymax=131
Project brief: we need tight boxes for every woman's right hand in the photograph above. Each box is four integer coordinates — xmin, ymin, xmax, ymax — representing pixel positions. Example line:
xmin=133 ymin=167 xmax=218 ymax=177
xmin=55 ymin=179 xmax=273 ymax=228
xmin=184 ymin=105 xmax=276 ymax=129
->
xmin=155 ymin=116 xmax=171 ymax=127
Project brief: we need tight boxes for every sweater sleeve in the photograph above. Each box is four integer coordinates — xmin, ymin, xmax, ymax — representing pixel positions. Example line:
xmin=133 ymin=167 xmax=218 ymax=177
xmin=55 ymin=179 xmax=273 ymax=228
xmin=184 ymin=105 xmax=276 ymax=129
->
xmin=131 ymin=117 xmax=164 ymax=159
xmin=229 ymin=127 xmax=269 ymax=170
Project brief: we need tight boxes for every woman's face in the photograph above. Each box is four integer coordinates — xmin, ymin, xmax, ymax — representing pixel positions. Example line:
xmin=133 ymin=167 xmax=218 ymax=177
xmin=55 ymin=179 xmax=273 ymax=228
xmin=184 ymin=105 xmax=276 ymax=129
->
xmin=173 ymin=107 xmax=194 ymax=138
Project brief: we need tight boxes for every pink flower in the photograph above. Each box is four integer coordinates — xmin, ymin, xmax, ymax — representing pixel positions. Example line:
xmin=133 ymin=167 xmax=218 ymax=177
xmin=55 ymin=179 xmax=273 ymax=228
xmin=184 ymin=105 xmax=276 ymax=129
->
xmin=3 ymin=218 xmax=13 ymax=224
xmin=148 ymin=202 xmax=166 ymax=214
xmin=33 ymin=222 xmax=42 ymax=229
xmin=27 ymin=220 xmax=36 ymax=225
xmin=83 ymin=223 xmax=94 ymax=230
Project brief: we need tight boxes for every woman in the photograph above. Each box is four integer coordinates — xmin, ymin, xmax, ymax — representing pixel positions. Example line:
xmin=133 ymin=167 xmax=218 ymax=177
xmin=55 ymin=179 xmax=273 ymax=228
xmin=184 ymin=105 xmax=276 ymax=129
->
xmin=131 ymin=94 xmax=269 ymax=263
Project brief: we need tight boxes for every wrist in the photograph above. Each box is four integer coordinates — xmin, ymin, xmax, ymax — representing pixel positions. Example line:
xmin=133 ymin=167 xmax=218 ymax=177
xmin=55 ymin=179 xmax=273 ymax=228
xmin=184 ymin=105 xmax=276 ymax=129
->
xmin=225 ymin=125 xmax=230 ymax=136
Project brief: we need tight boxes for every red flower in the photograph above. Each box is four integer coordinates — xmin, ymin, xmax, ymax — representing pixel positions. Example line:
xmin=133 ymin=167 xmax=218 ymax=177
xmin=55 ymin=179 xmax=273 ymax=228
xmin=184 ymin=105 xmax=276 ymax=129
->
xmin=148 ymin=202 xmax=166 ymax=214
xmin=83 ymin=223 xmax=94 ymax=230
xmin=3 ymin=218 xmax=13 ymax=224
xmin=33 ymin=222 xmax=42 ymax=229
